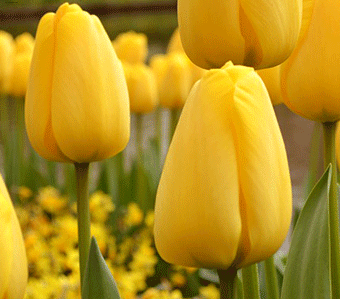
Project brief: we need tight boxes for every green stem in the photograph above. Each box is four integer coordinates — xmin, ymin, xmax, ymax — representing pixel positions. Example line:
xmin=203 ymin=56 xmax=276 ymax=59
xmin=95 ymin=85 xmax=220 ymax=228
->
xmin=218 ymin=268 xmax=237 ymax=299
xmin=136 ymin=114 xmax=143 ymax=162
xmin=264 ymin=256 xmax=279 ymax=299
xmin=170 ymin=108 xmax=181 ymax=141
xmin=0 ymin=94 xmax=10 ymax=183
xmin=322 ymin=121 xmax=340 ymax=299
xmin=155 ymin=106 xmax=162 ymax=168
xmin=75 ymin=162 xmax=91 ymax=292
xmin=241 ymin=264 xmax=260 ymax=299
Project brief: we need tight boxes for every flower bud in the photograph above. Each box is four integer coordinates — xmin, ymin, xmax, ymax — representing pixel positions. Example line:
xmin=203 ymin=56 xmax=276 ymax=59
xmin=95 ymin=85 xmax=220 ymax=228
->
xmin=154 ymin=61 xmax=292 ymax=269
xmin=14 ymin=32 xmax=34 ymax=55
xmin=124 ymin=63 xmax=158 ymax=114
xmin=178 ymin=0 xmax=302 ymax=69
xmin=0 ymin=175 xmax=27 ymax=299
xmin=0 ymin=31 xmax=14 ymax=94
xmin=9 ymin=51 xmax=32 ymax=97
xmin=112 ymin=31 xmax=148 ymax=65
xmin=25 ymin=3 xmax=130 ymax=163
xmin=281 ymin=0 xmax=340 ymax=122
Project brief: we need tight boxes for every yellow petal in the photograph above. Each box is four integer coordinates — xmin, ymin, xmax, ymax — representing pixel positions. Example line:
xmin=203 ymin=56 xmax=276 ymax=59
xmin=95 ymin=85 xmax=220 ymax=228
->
xmin=9 ymin=51 xmax=32 ymax=97
xmin=25 ymin=12 xmax=69 ymax=162
xmin=52 ymin=11 xmax=130 ymax=162
xmin=230 ymin=70 xmax=292 ymax=267
xmin=0 ymin=31 xmax=14 ymax=94
xmin=282 ymin=0 xmax=340 ymax=122
xmin=155 ymin=66 xmax=242 ymax=269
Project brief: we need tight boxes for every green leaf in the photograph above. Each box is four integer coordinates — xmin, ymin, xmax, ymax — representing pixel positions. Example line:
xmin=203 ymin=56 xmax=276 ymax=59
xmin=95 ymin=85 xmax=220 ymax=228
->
xmin=82 ymin=237 xmax=121 ymax=299
xmin=281 ymin=166 xmax=331 ymax=299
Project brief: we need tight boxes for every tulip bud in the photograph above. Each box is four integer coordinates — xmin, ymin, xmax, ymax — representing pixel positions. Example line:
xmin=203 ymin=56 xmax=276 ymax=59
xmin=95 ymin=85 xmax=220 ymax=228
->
xmin=9 ymin=51 xmax=32 ymax=97
xmin=112 ymin=31 xmax=148 ymax=65
xmin=178 ymin=0 xmax=302 ymax=70
xmin=281 ymin=0 xmax=340 ymax=122
xmin=158 ymin=53 xmax=191 ymax=109
xmin=0 ymin=31 xmax=14 ymax=94
xmin=0 ymin=175 xmax=27 ymax=299
xmin=154 ymin=61 xmax=292 ymax=269
xmin=25 ymin=3 xmax=130 ymax=163
xmin=14 ymin=32 xmax=34 ymax=55
xmin=257 ymin=65 xmax=283 ymax=106
xmin=124 ymin=63 xmax=158 ymax=114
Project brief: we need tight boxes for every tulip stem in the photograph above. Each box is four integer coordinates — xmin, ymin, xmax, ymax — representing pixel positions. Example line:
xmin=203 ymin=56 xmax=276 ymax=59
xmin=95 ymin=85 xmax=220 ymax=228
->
xmin=264 ymin=256 xmax=280 ymax=299
xmin=241 ymin=264 xmax=260 ymax=299
xmin=75 ymin=162 xmax=91 ymax=292
xmin=218 ymin=268 xmax=237 ymax=299
xmin=322 ymin=121 xmax=340 ymax=299
xmin=170 ymin=108 xmax=181 ymax=141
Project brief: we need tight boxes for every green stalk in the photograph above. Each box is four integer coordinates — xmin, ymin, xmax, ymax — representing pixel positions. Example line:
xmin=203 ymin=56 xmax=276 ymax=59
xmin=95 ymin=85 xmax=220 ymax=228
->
xmin=155 ymin=106 xmax=162 ymax=169
xmin=0 ymin=94 xmax=10 ymax=183
xmin=241 ymin=264 xmax=260 ymax=299
xmin=264 ymin=256 xmax=279 ymax=299
xmin=322 ymin=121 xmax=340 ymax=299
xmin=218 ymin=268 xmax=237 ymax=299
xmin=75 ymin=162 xmax=91 ymax=292
xmin=170 ymin=108 xmax=181 ymax=141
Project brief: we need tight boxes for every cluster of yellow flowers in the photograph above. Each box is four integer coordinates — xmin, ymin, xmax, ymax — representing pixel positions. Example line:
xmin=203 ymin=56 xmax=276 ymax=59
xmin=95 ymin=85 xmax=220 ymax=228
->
xmin=14 ymin=186 xmax=219 ymax=299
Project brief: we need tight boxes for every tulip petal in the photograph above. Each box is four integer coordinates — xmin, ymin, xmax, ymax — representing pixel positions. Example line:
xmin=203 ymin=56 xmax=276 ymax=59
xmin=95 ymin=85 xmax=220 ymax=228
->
xmin=240 ymin=0 xmax=302 ymax=69
xmin=25 ymin=12 xmax=70 ymax=162
xmin=51 ymin=12 xmax=130 ymax=162
xmin=231 ymin=70 xmax=292 ymax=267
xmin=155 ymin=68 xmax=242 ymax=269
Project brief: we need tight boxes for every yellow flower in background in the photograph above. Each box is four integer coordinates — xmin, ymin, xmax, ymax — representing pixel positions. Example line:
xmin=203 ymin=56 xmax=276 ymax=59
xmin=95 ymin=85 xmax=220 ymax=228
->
xmin=281 ymin=0 xmax=340 ymax=122
xmin=257 ymin=65 xmax=283 ymax=106
xmin=124 ymin=62 xmax=158 ymax=114
xmin=25 ymin=3 xmax=130 ymax=163
xmin=158 ymin=52 xmax=191 ymax=109
xmin=0 ymin=30 xmax=14 ymax=94
xmin=154 ymin=62 xmax=292 ymax=269
xmin=113 ymin=31 xmax=148 ymax=65
xmin=178 ymin=0 xmax=302 ymax=70
xmin=14 ymin=32 xmax=35 ymax=55
xmin=0 ymin=175 xmax=27 ymax=299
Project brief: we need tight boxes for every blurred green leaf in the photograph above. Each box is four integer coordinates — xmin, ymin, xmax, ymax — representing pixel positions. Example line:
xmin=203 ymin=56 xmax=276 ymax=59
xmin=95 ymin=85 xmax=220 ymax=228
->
xmin=281 ymin=166 xmax=331 ymax=299
xmin=82 ymin=237 xmax=121 ymax=299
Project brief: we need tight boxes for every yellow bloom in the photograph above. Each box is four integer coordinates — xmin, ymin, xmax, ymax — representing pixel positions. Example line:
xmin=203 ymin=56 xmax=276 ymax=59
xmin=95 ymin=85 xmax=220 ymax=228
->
xmin=281 ymin=0 xmax=340 ymax=122
xmin=178 ymin=0 xmax=302 ymax=69
xmin=25 ymin=3 xmax=130 ymax=163
xmin=113 ymin=31 xmax=148 ymax=65
xmin=257 ymin=65 xmax=283 ymax=106
xmin=14 ymin=32 xmax=35 ymax=55
xmin=0 ymin=174 xmax=27 ymax=299
xmin=0 ymin=30 xmax=14 ymax=94
xmin=154 ymin=62 xmax=291 ymax=269
xmin=158 ymin=53 xmax=191 ymax=109
xmin=124 ymin=63 xmax=158 ymax=114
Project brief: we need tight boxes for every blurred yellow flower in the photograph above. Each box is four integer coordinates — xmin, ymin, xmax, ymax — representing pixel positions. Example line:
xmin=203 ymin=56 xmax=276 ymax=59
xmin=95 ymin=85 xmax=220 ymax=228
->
xmin=89 ymin=191 xmax=115 ymax=223
xmin=25 ymin=3 xmax=130 ymax=163
xmin=14 ymin=32 xmax=34 ymax=55
xmin=0 ymin=30 xmax=14 ymax=94
xmin=154 ymin=61 xmax=292 ymax=269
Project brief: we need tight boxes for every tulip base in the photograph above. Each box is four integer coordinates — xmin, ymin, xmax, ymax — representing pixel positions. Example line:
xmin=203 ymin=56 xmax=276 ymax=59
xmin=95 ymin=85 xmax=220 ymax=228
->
xmin=218 ymin=268 xmax=237 ymax=299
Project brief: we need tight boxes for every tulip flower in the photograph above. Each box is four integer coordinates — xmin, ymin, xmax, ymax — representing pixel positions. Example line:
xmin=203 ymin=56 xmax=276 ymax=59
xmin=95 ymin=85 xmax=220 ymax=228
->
xmin=0 ymin=31 xmax=14 ymax=94
xmin=158 ymin=53 xmax=191 ymax=109
xmin=9 ymin=51 xmax=32 ymax=97
xmin=112 ymin=31 xmax=148 ymax=65
xmin=14 ymin=32 xmax=34 ymax=55
xmin=124 ymin=63 xmax=158 ymax=114
xmin=25 ymin=3 xmax=130 ymax=163
xmin=154 ymin=61 xmax=292 ymax=269
xmin=0 ymin=174 xmax=27 ymax=299
xmin=257 ymin=65 xmax=283 ymax=106
xmin=178 ymin=0 xmax=302 ymax=70
xmin=281 ymin=0 xmax=340 ymax=122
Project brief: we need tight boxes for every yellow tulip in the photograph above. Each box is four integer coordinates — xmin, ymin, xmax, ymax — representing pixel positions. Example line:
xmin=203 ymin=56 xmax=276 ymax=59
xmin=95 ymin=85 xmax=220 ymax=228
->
xmin=178 ymin=0 xmax=302 ymax=70
xmin=257 ymin=65 xmax=283 ymax=106
xmin=124 ymin=63 xmax=158 ymax=114
xmin=158 ymin=53 xmax=191 ymax=109
xmin=281 ymin=0 xmax=340 ymax=122
xmin=0 ymin=31 xmax=14 ymax=94
xmin=9 ymin=51 xmax=32 ymax=97
xmin=154 ymin=61 xmax=292 ymax=269
xmin=25 ymin=3 xmax=130 ymax=163
xmin=14 ymin=32 xmax=35 ymax=55
xmin=0 ymin=175 xmax=27 ymax=299
xmin=112 ymin=31 xmax=148 ymax=65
